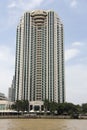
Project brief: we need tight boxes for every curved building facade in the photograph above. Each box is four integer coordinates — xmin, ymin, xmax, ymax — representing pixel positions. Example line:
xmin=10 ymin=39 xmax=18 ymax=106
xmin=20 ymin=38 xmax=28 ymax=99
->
xmin=0 ymin=92 xmax=7 ymax=100
xmin=15 ymin=10 xmax=65 ymax=104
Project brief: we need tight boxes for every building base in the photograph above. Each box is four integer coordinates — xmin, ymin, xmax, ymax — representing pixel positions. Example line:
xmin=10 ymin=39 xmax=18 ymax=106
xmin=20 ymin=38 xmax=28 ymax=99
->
xmin=29 ymin=101 xmax=44 ymax=112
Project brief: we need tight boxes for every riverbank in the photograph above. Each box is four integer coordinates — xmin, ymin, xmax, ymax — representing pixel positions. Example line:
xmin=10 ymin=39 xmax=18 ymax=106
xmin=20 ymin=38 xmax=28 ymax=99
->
xmin=0 ymin=115 xmax=87 ymax=119
xmin=0 ymin=115 xmax=70 ymax=119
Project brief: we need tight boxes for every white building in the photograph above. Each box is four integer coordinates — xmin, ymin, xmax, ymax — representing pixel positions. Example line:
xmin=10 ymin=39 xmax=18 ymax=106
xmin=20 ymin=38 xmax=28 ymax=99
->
xmin=15 ymin=10 xmax=65 ymax=109
xmin=8 ymin=76 xmax=15 ymax=102
xmin=0 ymin=93 xmax=13 ymax=112
xmin=0 ymin=92 xmax=7 ymax=100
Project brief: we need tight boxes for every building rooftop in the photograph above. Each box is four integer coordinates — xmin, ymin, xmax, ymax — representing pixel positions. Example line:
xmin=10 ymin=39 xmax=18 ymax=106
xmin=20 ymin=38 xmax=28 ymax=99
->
xmin=0 ymin=92 xmax=7 ymax=100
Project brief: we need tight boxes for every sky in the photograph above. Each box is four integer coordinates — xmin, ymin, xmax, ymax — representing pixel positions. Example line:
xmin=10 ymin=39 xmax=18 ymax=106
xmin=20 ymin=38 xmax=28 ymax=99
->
xmin=0 ymin=0 xmax=87 ymax=105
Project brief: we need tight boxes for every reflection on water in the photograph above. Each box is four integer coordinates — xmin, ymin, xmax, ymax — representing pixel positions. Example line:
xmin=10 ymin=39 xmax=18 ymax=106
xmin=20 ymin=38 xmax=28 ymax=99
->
xmin=0 ymin=119 xmax=87 ymax=130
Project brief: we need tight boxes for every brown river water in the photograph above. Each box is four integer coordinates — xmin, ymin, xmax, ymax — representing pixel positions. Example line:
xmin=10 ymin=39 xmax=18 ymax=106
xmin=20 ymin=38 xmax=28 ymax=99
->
xmin=0 ymin=119 xmax=87 ymax=130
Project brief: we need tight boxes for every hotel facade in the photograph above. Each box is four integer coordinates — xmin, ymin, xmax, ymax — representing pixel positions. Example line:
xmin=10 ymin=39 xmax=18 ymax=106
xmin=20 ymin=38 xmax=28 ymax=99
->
xmin=15 ymin=10 xmax=65 ymax=108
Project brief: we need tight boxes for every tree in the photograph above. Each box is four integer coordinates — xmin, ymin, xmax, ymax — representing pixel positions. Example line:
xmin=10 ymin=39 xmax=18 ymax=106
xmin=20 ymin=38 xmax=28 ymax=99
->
xmin=22 ymin=100 xmax=29 ymax=112
xmin=44 ymin=99 xmax=50 ymax=113
xmin=82 ymin=103 xmax=87 ymax=114
xmin=57 ymin=103 xmax=79 ymax=115
xmin=11 ymin=100 xmax=29 ymax=112
xmin=49 ymin=101 xmax=58 ymax=114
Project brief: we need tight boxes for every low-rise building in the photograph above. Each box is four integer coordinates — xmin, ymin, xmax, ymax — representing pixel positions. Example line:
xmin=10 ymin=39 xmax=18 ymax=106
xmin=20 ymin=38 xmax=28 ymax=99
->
xmin=0 ymin=92 xmax=7 ymax=100
xmin=0 ymin=92 xmax=13 ymax=112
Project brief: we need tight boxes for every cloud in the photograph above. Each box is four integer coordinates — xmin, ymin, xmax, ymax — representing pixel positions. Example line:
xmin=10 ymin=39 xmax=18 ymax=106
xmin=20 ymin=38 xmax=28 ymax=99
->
xmin=70 ymin=0 xmax=77 ymax=8
xmin=6 ymin=0 xmax=45 ymax=30
xmin=66 ymin=64 xmax=87 ymax=104
xmin=8 ymin=0 xmax=44 ymax=10
xmin=0 ymin=45 xmax=15 ymax=65
xmin=0 ymin=45 xmax=15 ymax=97
xmin=65 ymin=41 xmax=87 ymax=104
xmin=3 ymin=0 xmax=54 ymax=31
xmin=64 ymin=0 xmax=78 ymax=8
xmin=65 ymin=41 xmax=85 ymax=62
xmin=72 ymin=42 xmax=83 ymax=47
xmin=65 ymin=48 xmax=79 ymax=61
xmin=8 ymin=1 xmax=16 ymax=8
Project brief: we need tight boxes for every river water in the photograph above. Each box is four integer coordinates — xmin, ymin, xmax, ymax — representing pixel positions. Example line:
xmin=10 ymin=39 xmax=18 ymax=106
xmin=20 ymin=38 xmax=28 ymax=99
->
xmin=0 ymin=119 xmax=87 ymax=130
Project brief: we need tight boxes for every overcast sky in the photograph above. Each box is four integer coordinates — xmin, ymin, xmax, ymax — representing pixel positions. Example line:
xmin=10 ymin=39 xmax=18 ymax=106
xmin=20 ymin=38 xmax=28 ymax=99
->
xmin=0 ymin=0 xmax=87 ymax=105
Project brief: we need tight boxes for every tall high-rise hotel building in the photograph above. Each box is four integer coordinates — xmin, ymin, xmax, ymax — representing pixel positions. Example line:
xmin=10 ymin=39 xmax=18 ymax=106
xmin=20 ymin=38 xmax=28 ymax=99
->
xmin=15 ymin=10 xmax=65 ymax=104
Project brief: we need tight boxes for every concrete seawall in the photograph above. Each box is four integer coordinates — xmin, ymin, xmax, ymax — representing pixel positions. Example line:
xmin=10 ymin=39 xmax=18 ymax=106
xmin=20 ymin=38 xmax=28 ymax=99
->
xmin=0 ymin=115 xmax=71 ymax=119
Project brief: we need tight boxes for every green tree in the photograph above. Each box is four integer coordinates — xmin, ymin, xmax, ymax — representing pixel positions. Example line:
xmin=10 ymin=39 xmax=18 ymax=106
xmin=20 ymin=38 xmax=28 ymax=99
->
xmin=16 ymin=100 xmax=23 ymax=111
xmin=11 ymin=100 xmax=29 ymax=112
xmin=82 ymin=103 xmax=87 ymax=114
xmin=44 ymin=99 xmax=50 ymax=113
xmin=49 ymin=101 xmax=58 ymax=114
xmin=57 ymin=103 xmax=79 ymax=115
xmin=22 ymin=100 xmax=29 ymax=112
